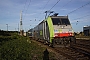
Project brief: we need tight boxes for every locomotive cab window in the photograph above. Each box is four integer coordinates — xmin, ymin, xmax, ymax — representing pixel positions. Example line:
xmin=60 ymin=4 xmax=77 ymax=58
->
xmin=61 ymin=18 xmax=70 ymax=25
xmin=52 ymin=18 xmax=61 ymax=25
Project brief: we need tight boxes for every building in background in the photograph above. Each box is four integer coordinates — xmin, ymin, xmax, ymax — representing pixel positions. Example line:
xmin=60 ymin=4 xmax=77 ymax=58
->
xmin=83 ymin=25 xmax=90 ymax=36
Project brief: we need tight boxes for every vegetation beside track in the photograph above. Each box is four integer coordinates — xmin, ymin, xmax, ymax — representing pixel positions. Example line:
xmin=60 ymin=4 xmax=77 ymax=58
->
xmin=75 ymin=32 xmax=90 ymax=39
xmin=75 ymin=35 xmax=90 ymax=40
xmin=0 ymin=33 xmax=56 ymax=60
xmin=75 ymin=35 xmax=90 ymax=38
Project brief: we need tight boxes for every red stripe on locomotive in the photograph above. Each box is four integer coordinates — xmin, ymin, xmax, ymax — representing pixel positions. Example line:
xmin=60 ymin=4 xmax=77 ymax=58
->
xmin=54 ymin=33 xmax=73 ymax=37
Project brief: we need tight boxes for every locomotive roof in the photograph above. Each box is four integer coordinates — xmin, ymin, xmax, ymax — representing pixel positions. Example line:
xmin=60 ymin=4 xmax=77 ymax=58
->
xmin=50 ymin=16 xmax=68 ymax=19
xmin=38 ymin=16 xmax=69 ymax=25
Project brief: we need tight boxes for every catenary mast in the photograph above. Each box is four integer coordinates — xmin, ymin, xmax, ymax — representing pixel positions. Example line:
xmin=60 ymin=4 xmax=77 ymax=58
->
xmin=20 ymin=11 xmax=24 ymax=36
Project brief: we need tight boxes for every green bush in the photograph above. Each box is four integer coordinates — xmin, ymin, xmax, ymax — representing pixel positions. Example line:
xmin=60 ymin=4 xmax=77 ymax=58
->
xmin=0 ymin=36 xmax=56 ymax=60
xmin=0 ymin=31 xmax=56 ymax=60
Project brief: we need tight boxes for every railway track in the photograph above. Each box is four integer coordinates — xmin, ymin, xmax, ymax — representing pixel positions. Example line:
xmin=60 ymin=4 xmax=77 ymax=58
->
xmin=31 ymin=39 xmax=90 ymax=60
xmin=54 ymin=47 xmax=90 ymax=60
xmin=54 ymin=41 xmax=90 ymax=60
xmin=71 ymin=44 xmax=90 ymax=57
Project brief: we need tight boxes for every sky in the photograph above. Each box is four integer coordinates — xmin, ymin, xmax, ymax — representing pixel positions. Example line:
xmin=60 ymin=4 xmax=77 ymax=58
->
xmin=0 ymin=0 xmax=90 ymax=32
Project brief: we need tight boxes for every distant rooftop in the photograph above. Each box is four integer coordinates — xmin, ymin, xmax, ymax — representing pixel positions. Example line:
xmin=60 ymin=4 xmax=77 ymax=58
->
xmin=83 ymin=25 xmax=90 ymax=27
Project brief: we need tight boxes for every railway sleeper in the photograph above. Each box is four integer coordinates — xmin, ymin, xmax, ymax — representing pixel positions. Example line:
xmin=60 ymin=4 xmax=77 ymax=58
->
xmin=66 ymin=52 xmax=79 ymax=55
xmin=77 ymin=57 xmax=89 ymax=60
xmin=71 ymin=54 xmax=84 ymax=57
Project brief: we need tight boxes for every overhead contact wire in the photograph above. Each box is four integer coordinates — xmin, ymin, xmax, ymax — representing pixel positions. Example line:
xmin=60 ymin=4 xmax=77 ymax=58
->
xmin=73 ymin=14 xmax=90 ymax=20
xmin=39 ymin=0 xmax=51 ymax=20
xmin=67 ymin=2 xmax=90 ymax=15
xmin=49 ymin=0 xmax=61 ymax=11
xmin=61 ymin=0 xmax=73 ymax=8
xmin=22 ymin=0 xmax=27 ymax=12
xmin=23 ymin=0 xmax=31 ymax=20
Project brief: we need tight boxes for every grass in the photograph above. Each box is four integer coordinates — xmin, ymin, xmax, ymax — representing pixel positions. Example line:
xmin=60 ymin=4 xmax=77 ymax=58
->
xmin=75 ymin=35 xmax=90 ymax=38
xmin=0 ymin=35 xmax=56 ymax=60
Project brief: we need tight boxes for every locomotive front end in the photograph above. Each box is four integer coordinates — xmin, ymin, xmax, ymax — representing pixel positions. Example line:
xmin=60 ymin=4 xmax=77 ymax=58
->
xmin=51 ymin=16 xmax=76 ymax=47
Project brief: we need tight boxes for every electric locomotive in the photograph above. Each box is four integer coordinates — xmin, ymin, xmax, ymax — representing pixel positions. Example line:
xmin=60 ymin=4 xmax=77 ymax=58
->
xmin=33 ymin=14 xmax=76 ymax=47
